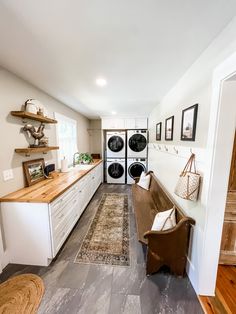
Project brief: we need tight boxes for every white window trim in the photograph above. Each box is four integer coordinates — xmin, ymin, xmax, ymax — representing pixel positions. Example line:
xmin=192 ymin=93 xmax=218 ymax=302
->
xmin=54 ymin=112 xmax=78 ymax=168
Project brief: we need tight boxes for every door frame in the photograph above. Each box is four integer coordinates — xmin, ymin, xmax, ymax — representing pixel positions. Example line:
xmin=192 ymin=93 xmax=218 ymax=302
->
xmin=199 ymin=51 xmax=236 ymax=295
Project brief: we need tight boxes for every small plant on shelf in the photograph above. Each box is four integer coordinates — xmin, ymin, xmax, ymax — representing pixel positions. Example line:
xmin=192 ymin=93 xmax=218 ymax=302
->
xmin=77 ymin=153 xmax=93 ymax=164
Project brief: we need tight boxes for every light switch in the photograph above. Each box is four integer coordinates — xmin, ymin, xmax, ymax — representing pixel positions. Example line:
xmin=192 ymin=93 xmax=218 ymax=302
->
xmin=3 ymin=169 xmax=14 ymax=181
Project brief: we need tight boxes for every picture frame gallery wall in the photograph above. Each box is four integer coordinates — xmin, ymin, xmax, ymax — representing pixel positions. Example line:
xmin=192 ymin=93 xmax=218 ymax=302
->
xmin=155 ymin=103 xmax=198 ymax=142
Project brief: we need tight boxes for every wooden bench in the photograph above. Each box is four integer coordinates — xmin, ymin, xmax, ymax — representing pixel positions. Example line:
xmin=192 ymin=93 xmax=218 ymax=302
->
xmin=132 ymin=172 xmax=195 ymax=276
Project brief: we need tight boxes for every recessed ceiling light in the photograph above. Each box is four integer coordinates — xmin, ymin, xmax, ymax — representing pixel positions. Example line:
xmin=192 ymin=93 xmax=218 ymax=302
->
xmin=111 ymin=111 xmax=117 ymax=115
xmin=95 ymin=77 xmax=107 ymax=87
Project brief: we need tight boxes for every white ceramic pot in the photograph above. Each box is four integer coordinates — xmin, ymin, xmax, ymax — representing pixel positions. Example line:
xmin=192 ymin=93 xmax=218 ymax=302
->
xmin=26 ymin=103 xmax=38 ymax=114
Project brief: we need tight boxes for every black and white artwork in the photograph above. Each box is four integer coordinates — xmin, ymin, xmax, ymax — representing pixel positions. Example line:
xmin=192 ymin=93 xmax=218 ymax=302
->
xmin=156 ymin=122 xmax=162 ymax=141
xmin=165 ymin=116 xmax=174 ymax=140
xmin=181 ymin=104 xmax=198 ymax=141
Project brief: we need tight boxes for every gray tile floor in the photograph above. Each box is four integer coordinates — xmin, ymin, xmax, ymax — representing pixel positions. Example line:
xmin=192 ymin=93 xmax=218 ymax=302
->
xmin=0 ymin=184 xmax=203 ymax=314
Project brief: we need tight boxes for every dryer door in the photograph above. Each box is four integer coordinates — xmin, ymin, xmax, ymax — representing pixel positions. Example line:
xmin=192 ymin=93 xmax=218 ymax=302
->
xmin=108 ymin=162 xmax=124 ymax=179
xmin=128 ymin=162 xmax=146 ymax=179
xmin=108 ymin=136 xmax=124 ymax=153
xmin=128 ymin=134 xmax=147 ymax=152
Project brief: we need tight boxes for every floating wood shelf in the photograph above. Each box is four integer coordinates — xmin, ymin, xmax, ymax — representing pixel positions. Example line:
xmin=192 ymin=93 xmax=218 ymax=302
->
xmin=15 ymin=146 xmax=59 ymax=156
xmin=11 ymin=111 xmax=57 ymax=124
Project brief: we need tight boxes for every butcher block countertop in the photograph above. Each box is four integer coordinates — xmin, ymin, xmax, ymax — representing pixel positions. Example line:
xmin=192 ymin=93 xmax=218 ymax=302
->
xmin=0 ymin=159 xmax=103 ymax=204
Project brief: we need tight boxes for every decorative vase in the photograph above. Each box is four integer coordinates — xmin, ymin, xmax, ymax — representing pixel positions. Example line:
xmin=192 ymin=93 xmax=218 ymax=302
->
xmin=25 ymin=103 xmax=37 ymax=114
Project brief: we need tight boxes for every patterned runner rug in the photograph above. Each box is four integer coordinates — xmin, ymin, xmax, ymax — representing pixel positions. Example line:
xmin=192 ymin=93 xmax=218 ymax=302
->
xmin=75 ymin=193 xmax=130 ymax=266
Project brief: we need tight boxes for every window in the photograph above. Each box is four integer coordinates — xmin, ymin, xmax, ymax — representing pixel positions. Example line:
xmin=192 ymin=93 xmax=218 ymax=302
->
xmin=55 ymin=112 xmax=78 ymax=167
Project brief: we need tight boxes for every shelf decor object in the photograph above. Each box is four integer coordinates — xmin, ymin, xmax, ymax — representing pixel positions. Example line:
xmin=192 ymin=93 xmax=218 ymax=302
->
xmin=23 ymin=123 xmax=45 ymax=147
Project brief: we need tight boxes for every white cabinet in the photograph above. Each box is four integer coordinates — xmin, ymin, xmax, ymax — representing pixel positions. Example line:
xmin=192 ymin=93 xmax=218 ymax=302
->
xmin=101 ymin=118 xmax=125 ymax=130
xmin=102 ymin=117 xmax=147 ymax=130
xmin=124 ymin=118 xmax=136 ymax=129
xmin=124 ymin=118 xmax=147 ymax=129
xmin=1 ymin=163 xmax=103 ymax=266
xmin=134 ymin=118 xmax=148 ymax=129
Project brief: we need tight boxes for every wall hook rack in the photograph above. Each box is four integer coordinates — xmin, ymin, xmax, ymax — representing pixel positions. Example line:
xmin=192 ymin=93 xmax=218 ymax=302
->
xmin=174 ymin=146 xmax=178 ymax=154
xmin=158 ymin=145 xmax=161 ymax=150
xmin=165 ymin=145 xmax=168 ymax=152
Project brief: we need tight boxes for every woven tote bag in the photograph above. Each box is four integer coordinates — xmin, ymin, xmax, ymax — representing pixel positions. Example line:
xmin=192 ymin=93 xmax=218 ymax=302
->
xmin=175 ymin=153 xmax=201 ymax=201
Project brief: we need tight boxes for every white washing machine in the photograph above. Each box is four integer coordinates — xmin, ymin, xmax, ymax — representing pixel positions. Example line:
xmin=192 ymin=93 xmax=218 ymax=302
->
xmin=127 ymin=130 xmax=148 ymax=158
xmin=127 ymin=158 xmax=147 ymax=184
xmin=106 ymin=159 xmax=126 ymax=184
xmin=106 ymin=131 xmax=126 ymax=158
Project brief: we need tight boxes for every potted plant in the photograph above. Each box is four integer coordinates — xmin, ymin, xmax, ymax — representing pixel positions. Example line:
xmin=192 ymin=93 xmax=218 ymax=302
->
xmin=77 ymin=153 xmax=93 ymax=164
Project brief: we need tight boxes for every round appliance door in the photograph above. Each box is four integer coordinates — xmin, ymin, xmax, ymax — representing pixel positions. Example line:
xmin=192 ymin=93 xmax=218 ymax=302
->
xmin=128 ymin=134 xmax=147 ymax=152
xmin=108 ymin=162 xmax=124 ymax=179
xmin=128 ymin=162 xmax=146 ymax=179
xmin=108 ymin=136 xmax=124 ymax=153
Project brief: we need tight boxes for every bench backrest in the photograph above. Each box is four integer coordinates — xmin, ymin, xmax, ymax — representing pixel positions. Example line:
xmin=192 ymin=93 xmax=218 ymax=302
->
xmin=149 ymin=173 xmax=185 ymax=223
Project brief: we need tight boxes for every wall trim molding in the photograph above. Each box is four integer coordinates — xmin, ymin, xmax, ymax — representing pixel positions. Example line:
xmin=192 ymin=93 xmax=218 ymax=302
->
xmin=199 ymin=51 xmax=236 ymax=295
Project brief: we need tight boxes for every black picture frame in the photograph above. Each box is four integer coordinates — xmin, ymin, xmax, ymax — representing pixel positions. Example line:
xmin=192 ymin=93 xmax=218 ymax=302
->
xmin=156 ymin=122 xmax=162 ymax=141
xmin=165 ymin=116 xmax=174 ymax=141
xmin=181 ymin=104 xmax=198 ymax=141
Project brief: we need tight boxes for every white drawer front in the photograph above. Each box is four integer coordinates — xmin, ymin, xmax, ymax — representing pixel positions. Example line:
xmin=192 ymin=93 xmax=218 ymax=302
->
xmin=52 ymin=206 xmax=80 ymax=255
xmin=51 ymin=184 xmax=80 ymax=214
xmin=50 ymin=163 xmax=103 ymax=257
xmin=51 ymin=195 xmax=79 ymax=232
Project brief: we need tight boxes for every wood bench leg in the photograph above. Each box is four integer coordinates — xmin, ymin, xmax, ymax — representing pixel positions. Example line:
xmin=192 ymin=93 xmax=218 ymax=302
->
xmin=146 ymin=250 xmax=163 ymax=275
xmin=169 ymin=257 xmax=186 ymax=276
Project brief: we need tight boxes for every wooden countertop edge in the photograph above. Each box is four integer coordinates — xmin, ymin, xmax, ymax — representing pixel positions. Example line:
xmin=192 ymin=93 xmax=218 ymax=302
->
xmin=0 ymin=159 xmax=103 ymax=204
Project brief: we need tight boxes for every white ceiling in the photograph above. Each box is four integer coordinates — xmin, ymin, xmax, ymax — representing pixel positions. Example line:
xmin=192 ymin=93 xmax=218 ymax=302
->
xmin=0 ymin=1 xmax=236 ymax=119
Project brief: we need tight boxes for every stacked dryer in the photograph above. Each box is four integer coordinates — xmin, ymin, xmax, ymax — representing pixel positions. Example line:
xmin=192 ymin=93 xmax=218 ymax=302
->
xmin=127 ymin=130 xmax=148 ymax=184
xmin=106 ymin=131 xmax=126 ymax=184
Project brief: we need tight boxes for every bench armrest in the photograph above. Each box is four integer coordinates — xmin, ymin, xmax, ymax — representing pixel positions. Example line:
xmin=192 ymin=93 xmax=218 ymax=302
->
xmin=143 ymin=217 xmax=195 ymax=239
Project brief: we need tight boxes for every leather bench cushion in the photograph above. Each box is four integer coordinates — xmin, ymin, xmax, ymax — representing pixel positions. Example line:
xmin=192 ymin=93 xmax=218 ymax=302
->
xmin=132 ymin=184 xmax=158 ymax=244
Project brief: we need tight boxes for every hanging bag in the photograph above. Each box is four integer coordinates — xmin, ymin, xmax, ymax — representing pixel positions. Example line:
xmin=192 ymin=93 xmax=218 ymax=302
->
xmin=174 ymin=153 xmax=201 ymax=201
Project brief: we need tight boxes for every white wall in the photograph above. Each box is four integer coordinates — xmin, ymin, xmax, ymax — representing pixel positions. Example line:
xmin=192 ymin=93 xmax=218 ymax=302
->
xmin=0 ymin=67 xmax=90 ymax=270
xmin=148 ymin=17 xmax=236 ymax=294
xmin=0 ymin=67 xmax=90 ymax=197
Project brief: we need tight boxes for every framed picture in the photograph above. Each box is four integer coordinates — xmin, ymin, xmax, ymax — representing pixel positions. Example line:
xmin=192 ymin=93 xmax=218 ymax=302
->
xmin=23 ymin=158 xmax=45 ymax=186
xmin=156 ymin=122 xmax=162 ymax=141
xmin=165 ymin=116 xmax=174 ymax=140
xmin=181 ymin=104 xmax=198 ymax=141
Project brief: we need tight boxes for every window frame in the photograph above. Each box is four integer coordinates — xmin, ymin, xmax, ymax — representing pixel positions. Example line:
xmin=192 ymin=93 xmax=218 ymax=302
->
xmin=54 ymin=112 xmax=78 ymax=168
